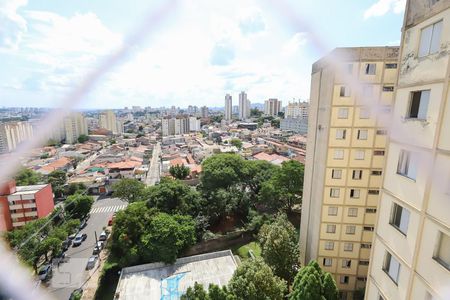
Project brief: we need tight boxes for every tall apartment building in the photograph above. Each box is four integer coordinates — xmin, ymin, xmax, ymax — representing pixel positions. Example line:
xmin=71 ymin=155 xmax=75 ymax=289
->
xmin=99 ymin=110 xmax=122 ymax=134
xmin=201 ymin=106 xmax=209 ymax=118
xmin=299 ymin=46 xmax=399 ymax=298
xmin=285 ymin=101 xmax=309 ymax=119
xmin=189 ymin=117 xmax=201 ymax=132
xmin=224 ymin=94 xmax=232 ymax=120
xmin=264 ymin=98 xmax=282 ymax=116
xmin=64 ymin=112 xmax=88 ymax=144
xmin=0 ymin=121 xmax=34 ymax=154
xmin=161 ymin=116 xmax=191 ymax=136
xmin=239 ymin=91 xmax=251 ymax=120
xmin=0 ymin=180 xmax=54 ymax=232
xmin=366 ymin=1 xmax=450 ymax=299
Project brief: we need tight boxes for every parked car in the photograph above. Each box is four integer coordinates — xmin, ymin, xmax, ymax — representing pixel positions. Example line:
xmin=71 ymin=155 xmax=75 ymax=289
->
xmin=38 ymin=264 xmax=52 ymax=281
xmin=69 ymin=288 xmax=83 ymax=300
xmin=98 ymin=231 xmax=108 ymax=241
xmin=62 ymin=239 xmax=72 ymax=251
xmin=108 ymin=215 xmax=115 ymax=226
xmin=85 ymin=255 xmax=98 ymax=270
xmin=72 ymin=233 xmax=84 ymax=247
xmin=93 ymin=241 xmax=104 ymax=255
xmin=68 ymin=233 xmax=77 ymax=240
xmin=79 ymin=219 xmax=87 ymax=230
xmin=81 ymin=233 xmax=87 ymax=241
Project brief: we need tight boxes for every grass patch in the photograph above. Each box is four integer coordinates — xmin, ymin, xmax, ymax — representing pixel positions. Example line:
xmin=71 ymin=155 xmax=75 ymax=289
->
xmin=232 ymin=241 xmax=261 ymax=260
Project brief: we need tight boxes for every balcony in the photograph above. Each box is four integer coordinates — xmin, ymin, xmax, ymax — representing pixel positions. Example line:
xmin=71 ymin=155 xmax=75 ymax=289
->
xmin=23 ymin=203 xmax=37 ymax=209
xmin=12 ymin=221 xmax=25 ymax=227
xmin=10 ymin=213 xmax=25 ymax=219
xmin=9 ymin=204 xmax=22 ymax=210
xmin=24 ymin=211 xmax=38 ymax=217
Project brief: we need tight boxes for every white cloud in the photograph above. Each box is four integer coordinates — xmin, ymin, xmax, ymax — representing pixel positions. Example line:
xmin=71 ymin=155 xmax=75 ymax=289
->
xmin=363 ymin=0 xmax=406 ymax=19
xmin=0 ymin=0 xmax=27 ymax=49
xmin=282 ymin=32 xmax=307 ymax=56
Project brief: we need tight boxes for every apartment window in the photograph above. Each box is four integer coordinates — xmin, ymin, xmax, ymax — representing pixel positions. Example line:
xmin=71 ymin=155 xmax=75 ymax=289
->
xmin=348 ymin=208 xmax=358 ymax=217
xmin=350 ymin=189 xmax=360 ymax=198
xmin=383 ymin=252 xmax=401 ymax=284
xmin=342 ymin=259 xmax=352 ymax=268
xmin=359 ymin=108 xmax=370 ymax=119
xmin=408 ymin=90 xmax=430 ymax=120
xmin=332 ymin=169 xmax=342 ymax=179
xmin=357 ymin=129 xmax=368 ymax=140
xmin=385 ymin=63 xmax=397 ymax=69
xmin=397 ymin=150 xmax=418 ymax=180
xmin=376 ymin=129 xmax=387 ymax=135
xmin=336 ymin=129 xmax=346 ymax=140
xmin=325 ymin=241 xmax=335 ymax=250
xmin=355 ymin=150 xmax=365 ymax=160
xmin=31 ymin=207 xmax=37 ymax=212
xmin=346 ymin=225 xmax=356 ymax=235
xmin=334 ymin=149 xmax=345 ymax=160
xmin=361 ymin=243 xmax=372 ymax=249
xmin=359 ymin=260 xmax=370 ymax=266
xmin=344 ymin=243 xmax=353 ymax=252
xmin=365 ymin=63 xmax=377 ymax=75
xmin=371 ymin=170 xmax=383 ymax=176
xmin=338 ymin=107 xmax=349 ymax=119
xmin=330 ymin=188 xmax=340 ymax=198
xmin=433 ymin=232 xmax=450 ymax=270
xmin=340 ymin=86 xmax=351 ymax=97
xmin=374 ymin=150 xmax=385 ymax=156
xmin=366 ymin=208 xmax=377 ymax=213
xmin=326 ymin=224 xmax=336 ymax=233
xmin=352 ymin=170 xmax=362 ymax=180
xmin=328 ymin=206 xmax=338 ymax=216
xmin=323 ymin=258 xmax=333 ymax=266
xmin=383 ymin=86 xmax=394 ymax=92
xmin=340 ymin=276 xmax=349 ymax=284
xmin=418 ymin=20 xmax=443 ymax=57
xmin=363 ymin=226 xmax=375 ymax=231
xmin=357 ymin=277 xmax=367 ymax=282
xmin=368 ymin=189 xmax=380 ymax=195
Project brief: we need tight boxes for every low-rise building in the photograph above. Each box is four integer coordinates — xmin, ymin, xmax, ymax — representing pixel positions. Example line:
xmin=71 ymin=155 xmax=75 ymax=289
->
xmin=280 ymin=118 xmax=308 ymax=134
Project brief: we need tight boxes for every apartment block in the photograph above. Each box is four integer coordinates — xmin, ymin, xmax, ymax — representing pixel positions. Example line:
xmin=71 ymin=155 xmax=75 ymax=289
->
xmin=285 ymin=101 xmax=309 ymax=119
xmin=366 ymin=1 xmax=450 ymax=299
xmin=300 ymin=46 xmax=399 ymax=298
xmin=99 ymin=110 xmax=122 ymax=134
xmin=64 ymin=112 xmax=88 ymax=144
xmin=0 ymin=180 xmax=54 ymax=232
xmin=224 ymin=94 xmax=232 ymax=121
xmin=239 ymin=91 xmax=251 ymax=120
xmin=0 ymin=121 xmax=34 ymax=154
xmin=264 ymin=98 xmax=282 ymax=116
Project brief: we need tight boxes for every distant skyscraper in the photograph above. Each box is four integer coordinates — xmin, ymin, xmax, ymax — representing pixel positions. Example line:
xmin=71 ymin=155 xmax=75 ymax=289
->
xmin=264 ymin=98 xmax=282 ymax=116
xmin=201 ymin=106 xmax=208 ymax=118
xmin=64 ymin=112 xmax=88 ymax=144
xmin=189 ymin=117 xmax=201 ymax=132
xmin=239 ymin=91 xmax=250 ymax=120
xmin=0 ymin=121 xmax=34 ymax=154
xmin=224 ymin=94 xmax=232 ymax=121
xmin=285 ymin=102 xmax=309 ymax=119
xmin=99 ymin=110 xmax=120 ymax=134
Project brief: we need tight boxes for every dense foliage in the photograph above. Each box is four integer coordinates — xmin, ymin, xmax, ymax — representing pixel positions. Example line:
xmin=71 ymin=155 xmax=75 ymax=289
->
xmin=14 ymin=168 xmax=42 ymax=185
xmin=47 ymin=170 xmax=67 ymax=198
xmin=64 ymin=194 xmax=94 ymax=220
xmin=109 ymin=202 xmax=196 ymax=266
xmin=112 ymin=178 xmax=146 ymax=203
xmin=289 ymin=261 xmax=339 ymax=300
xmin=169 ymin=164 xmax=190 ymax=180
xmin=77 ymin=134 xmax=89 ymax=143
xmin=229 ymin=139 xmax=243 ymax=150
xmin=258 ymin=214 xmax=300 ymax=284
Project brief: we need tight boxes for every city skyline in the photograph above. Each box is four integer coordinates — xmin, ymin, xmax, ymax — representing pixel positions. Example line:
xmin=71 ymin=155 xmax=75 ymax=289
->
xmin=0 ymin=0 xmax=405 ymax=109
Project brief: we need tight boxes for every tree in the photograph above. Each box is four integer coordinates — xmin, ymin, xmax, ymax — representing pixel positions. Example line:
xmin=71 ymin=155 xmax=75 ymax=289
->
xmin=181 ymin=283 xmax=235 ymax=300
xmin=66 ymin=182 xmax=86 ymax=195
xmin=77 ymin=134 xmax=89 ymax=143
xmin=146 ymin=178 xmax=204 ymax=216
xmin=15 ymin=168 xmax=42 ymax=185
xmin=47 ymin=170 xmax=67 ymax=198
xmin=271 ymin=119 xmax=280 ymax=128
xmin=258 ymin=214 xmax=299 ymax=284
xmin=110 ymin=202 xmax=196 ymax=266
xmin=64 ymin=194 xmax=94 ymax=219
xmin=289 ymin=261 xmax=338 ymax=300
xmin=112 ymin=178 xmax=146 ymax=203
xmin=169 ymin=164 xmax=190 ymax=180
xmin=259 ymin=160 xmax=304 ymax=211
xmin=250 ymin=108 xmax=262 ymax=118
xmin=200 ymin=154 xmax=245 ymax=192
xmin=210 ymin=115 xmax=223 ymax=123
xmin=230 ymin=139 xmax=243 ymax=150
xmin=241 ymin=160 xmax=277 ymax=200
xmin=228 ymin=258 xmax=287 ymax=300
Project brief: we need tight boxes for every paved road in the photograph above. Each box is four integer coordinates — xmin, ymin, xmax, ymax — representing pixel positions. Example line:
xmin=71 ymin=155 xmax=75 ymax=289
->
xmin=145 ymin=142 xmax=161 ymax=186
xmin=46 ymin=197 xmax=127 ymax=300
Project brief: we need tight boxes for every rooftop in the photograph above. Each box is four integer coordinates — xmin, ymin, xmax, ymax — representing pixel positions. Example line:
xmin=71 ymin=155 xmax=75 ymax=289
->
xmin=115 ymin=250 xmax=238 ymax=300
xmin=13 ymin=184 xmax=48 ymax=195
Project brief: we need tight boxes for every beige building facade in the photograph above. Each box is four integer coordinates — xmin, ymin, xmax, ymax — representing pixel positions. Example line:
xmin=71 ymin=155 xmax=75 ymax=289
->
xmin=366 ymin=1 xmax=450 ymax=299
xmin=300 ymin=46 xmax=399 ymax=298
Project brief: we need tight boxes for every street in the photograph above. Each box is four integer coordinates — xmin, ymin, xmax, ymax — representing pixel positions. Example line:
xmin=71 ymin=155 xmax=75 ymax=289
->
xmin=145 ymin=142 xmax=161 ymax=186
xmin=46 ymin=197 xmax=127 ymax=300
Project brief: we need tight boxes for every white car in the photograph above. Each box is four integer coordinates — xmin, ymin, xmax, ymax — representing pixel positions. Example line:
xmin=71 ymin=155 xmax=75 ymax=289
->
xmin=85 ymin=255 xmax=98 ymax=270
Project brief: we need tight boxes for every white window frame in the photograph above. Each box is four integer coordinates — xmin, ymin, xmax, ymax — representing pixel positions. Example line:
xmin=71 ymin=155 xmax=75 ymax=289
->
xmin=365 ymin=63 xmax=377 ymax=75
xmin=325 ymin=241 xmax=335 ymax=250
xmin=334 ymin=149 xmax=345 ymax=160
xmin=355 ymin=150 xmax=365 ymax=160
xmin=332 ymin=169 xmax=342 ymax=179
xmin=344 ymin=243 xmax=354 ymax=252
xmin=330 ymin=188 xmax=340 ymax=198
xmin=433 ymin=231 xmax=450 ymax=270
xmin=323 ymin=258 xmax=333 ymax=266
xmin=418 ymin=20 xmax=443 ymax=57
xmin=359 ymin=108 xmax=370 ymax=119
xmin=357 ymin=129 xmax=368 ymax=140
xmin=389 ymin=202 xmax=410 ymax=235
xmin=350 ymin=189 xmax=360 ymax=199
xmin=346 ymin=225 xmax=356 ymax=235
xmin=338 ymin=107 xmax=349 ymax=119
xmin=383 ymin=252 xmax=401 ymax=284
xmin=352 ymin=170 xmax=362 ymax=180
xmin=397 ymin=150 xmax=418 ymax=180
xmin=335 ymin=129 xmax=346 ymax=140
xmin=342 ymin=259 xmax=352 ymax=268
xmin=340 ymin=86 xmax=351 ymax=97
xmin=348 ymin=208 xmax=358 ymax=217
xmin=328 ymin=206 xmax=338 ymax=216
xmin=326 ymin=224 xmax=336 ymax=233
xmin=408 ymin=90 xmax=430 ymax=120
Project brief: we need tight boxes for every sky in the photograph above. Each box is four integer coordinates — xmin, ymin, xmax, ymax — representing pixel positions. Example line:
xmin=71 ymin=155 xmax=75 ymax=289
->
xmin=0 ymin=0 xmax=406 ymax=109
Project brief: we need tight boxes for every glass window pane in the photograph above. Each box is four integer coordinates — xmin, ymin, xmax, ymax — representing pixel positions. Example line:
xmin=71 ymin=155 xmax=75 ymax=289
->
xmin=419 ymin=25 xmax=433 ymax=57
xmin=430 ymin=21 xmax=443 ymax=54
xmin=418 ymin=90 xmax=430 ymax=120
